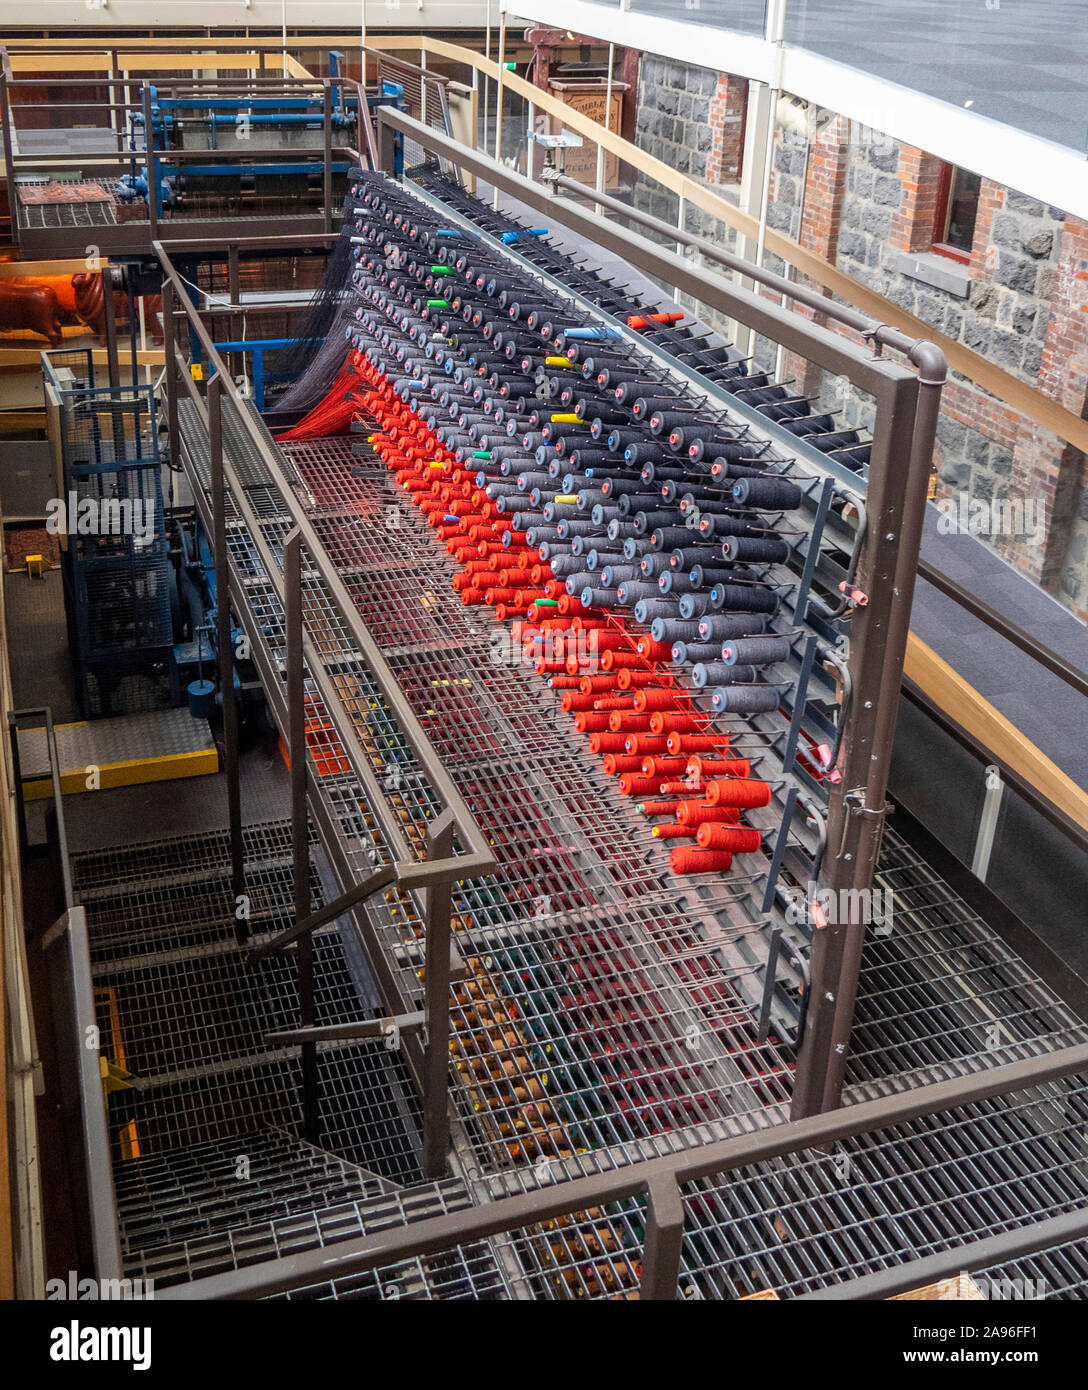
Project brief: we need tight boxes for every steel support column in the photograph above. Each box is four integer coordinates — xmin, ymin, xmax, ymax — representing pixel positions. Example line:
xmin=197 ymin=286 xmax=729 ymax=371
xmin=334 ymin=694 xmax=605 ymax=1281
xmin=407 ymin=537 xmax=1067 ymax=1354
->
xmin=791 ymin=369 xmax=930 ymax=1118
xmin=208 ymin=376 xmax=247 ymax=941
xmin=285 ymin=528 xmax=317 ymax=1140
xmin=423 ymin=809 xmax=455 ymax=1180
xmin=639 ymin=1177 xmax=685 ymax=1301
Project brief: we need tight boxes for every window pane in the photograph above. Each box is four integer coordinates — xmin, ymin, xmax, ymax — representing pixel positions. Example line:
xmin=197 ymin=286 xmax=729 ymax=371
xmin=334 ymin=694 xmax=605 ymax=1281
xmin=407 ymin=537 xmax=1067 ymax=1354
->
xmin=945 ymin=167 xmax=981 ymax=253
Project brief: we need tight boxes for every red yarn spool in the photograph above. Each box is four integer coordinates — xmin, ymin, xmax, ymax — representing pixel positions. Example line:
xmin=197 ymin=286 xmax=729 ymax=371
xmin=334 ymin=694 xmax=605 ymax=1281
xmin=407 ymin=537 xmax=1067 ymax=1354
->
xmin=615 ymin=669 xmax=659 ymax=690
xmin=607 ymin=711 xmax=652 ymax=733
xmin=686 ymin=756 xmax=752 ymax=780
xmin=633 ymin=688 xmax=687 ymax=713
xmin=641 ymin=755 xmax=690 ymax=778
xmin=665 ymin=732 xmax=723 ymax=754
xmin=675 ymin=803 xmax=741 ymax=827
xmin=588 ymin=733 xmax=628 ymax=754
xmin=705 ymin=779 xmax=773 ymax=809
xmin=636 ymin=637 xmax=673 ymax=662
xmin=670 ymin=847 xmax=733 ymax=874
xmin=603 ymin=754 xmax=645 ymax=776
xmin=623 ymin=734 xmax=668 ymax=756
xmin=652 ymin=824 xmax=698 ymax=840
xmin=600 ymin=650 xmax=647 ymax=671
xmin=636 ymin=798 xmax=684 ymax=817
xmin=649 ymin=712 xmax=700 ymax=736
xmin=695 ymin=824 xmax=764 ymax=853
xmin=617 ymin=774 xmax=665 ymax=797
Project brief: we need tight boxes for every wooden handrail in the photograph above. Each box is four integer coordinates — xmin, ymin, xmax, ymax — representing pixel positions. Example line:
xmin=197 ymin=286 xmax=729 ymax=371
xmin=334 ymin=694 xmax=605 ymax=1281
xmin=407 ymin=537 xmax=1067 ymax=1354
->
xmin=5 ymin=52 xmax=315 ymax=78
xmin=904 ymin=633 xmax=1088 ymax=836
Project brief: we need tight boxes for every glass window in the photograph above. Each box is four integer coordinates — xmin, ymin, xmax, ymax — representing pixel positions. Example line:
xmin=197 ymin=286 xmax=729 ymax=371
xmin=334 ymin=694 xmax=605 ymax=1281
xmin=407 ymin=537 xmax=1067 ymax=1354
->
xmin=934 ymin=165 xmax=981 ymax=262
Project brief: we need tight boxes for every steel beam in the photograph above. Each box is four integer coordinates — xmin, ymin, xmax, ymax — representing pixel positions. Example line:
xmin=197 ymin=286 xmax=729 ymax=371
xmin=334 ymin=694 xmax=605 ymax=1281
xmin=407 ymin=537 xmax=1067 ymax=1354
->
xmin=265 ymin=1013 xmax=425 ymax=1048
xmin=639 ymin=1177 xmax=686 ymax=1301
xmin=246 ymin=865 xmax=398 ymax=961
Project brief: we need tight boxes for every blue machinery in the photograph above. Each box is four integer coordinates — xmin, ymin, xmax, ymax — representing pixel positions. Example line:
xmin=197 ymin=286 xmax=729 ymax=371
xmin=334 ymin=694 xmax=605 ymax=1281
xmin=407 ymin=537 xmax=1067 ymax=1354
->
xmin=41 ymin=348 xmax=264 ymax=718
xmin=195 ymin=338 xmax=301 ymax=412
xmin=42 ymin=351 xmax=178 ymax=717
xmin=114 ymin=53 xmax=376 ymax=221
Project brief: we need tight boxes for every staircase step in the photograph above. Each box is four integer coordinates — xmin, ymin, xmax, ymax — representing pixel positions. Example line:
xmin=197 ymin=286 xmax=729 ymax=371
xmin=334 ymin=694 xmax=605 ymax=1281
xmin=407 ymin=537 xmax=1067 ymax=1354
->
xmin=116 ymin=1131 xmax=390 ymax=1258
xmin=123 ymin=1160 xmax=474 ymax=1289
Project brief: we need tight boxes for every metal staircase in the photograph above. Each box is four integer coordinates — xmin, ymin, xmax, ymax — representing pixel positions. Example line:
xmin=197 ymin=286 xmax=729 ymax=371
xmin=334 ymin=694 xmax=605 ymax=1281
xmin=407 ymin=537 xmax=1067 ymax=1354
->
xmin=115 ymin=1129 xmax=478 ymax=1291
xmin=73 ymin=820 xmax=509 ymax=1298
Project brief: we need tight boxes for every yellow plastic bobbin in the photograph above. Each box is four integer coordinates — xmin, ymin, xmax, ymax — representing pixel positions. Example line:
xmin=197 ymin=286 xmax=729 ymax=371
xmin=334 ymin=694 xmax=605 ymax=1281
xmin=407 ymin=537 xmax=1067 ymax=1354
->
xmin=550 ymin=413 xmax=579 ymax=423
xmin=554 ymin=495 xmax=579 ymax=504
xmin=545 ymin=356 xmax=572 ymax=368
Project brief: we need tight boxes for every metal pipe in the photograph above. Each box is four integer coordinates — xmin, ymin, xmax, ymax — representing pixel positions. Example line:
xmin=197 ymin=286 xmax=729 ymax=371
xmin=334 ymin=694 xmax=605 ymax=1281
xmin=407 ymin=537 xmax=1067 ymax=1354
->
xmin=493 ymin=13 xmax=507 ymax=210
xmin=322 ymin=81 xmax=333 ymax=236
xmin=553 ymin=174 xmax=917 ymax=357
xmin=752 ymin=0 xmax=788 ymax=306
xmin=594 ymin=40 xmax=615 ymax=216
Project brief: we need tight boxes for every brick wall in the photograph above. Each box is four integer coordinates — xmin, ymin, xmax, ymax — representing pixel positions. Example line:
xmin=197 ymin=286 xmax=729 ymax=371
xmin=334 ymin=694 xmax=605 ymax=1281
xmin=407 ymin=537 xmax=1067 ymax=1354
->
xmin=632 ymin=57 xmax=746 ymax=338
xmin=706 ymin=73 xmax=747 ymax=185
xmin=634 ymin=56 xmax=719 ymax=187
xmin=889 ymin=147 xmax=943 ymax=253
xmin=814 ymin=129 xmax=1069 ymax=588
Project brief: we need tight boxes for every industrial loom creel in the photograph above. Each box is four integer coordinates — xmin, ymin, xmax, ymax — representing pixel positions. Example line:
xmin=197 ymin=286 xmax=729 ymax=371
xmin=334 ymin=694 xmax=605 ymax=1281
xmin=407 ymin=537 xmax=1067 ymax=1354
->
xmin=136 ymin=165 xmax=1088 ymax=1300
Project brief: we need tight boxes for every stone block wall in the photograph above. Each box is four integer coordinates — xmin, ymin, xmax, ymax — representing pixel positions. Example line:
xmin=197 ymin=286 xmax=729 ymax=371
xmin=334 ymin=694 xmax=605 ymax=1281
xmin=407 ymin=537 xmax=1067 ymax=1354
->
xmin=631 ymin=54 xmax=1088 ymax=618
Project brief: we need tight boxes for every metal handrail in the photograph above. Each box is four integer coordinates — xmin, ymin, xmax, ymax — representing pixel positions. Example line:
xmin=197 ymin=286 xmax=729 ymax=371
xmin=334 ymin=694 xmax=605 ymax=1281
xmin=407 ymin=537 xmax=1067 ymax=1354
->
xmin=12 ymin=704 xmax=121 ymax=1280
xmin=40 ymin=906 xmax=123 ymax=1284
xmin=155 ymin=234 xmax=495 ymax=888
xmin=11 ymin=706 xmax=73 ymax=909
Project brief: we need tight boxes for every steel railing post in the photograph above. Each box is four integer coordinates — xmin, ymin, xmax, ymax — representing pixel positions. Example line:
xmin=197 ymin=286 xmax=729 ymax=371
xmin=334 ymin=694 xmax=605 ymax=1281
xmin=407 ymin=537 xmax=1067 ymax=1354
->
xmin=285 ymin=527 xmax=318 ymax=1140
xmin=322 ymin=81 xmax=333 ymax=235
xmin=639 ymin=1176 xmax=685 ymax=1301
xmin=208 ymin=375 xmax=247 ymax=941
xmin=423 ymin=810 xmax=455 ymax=1180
